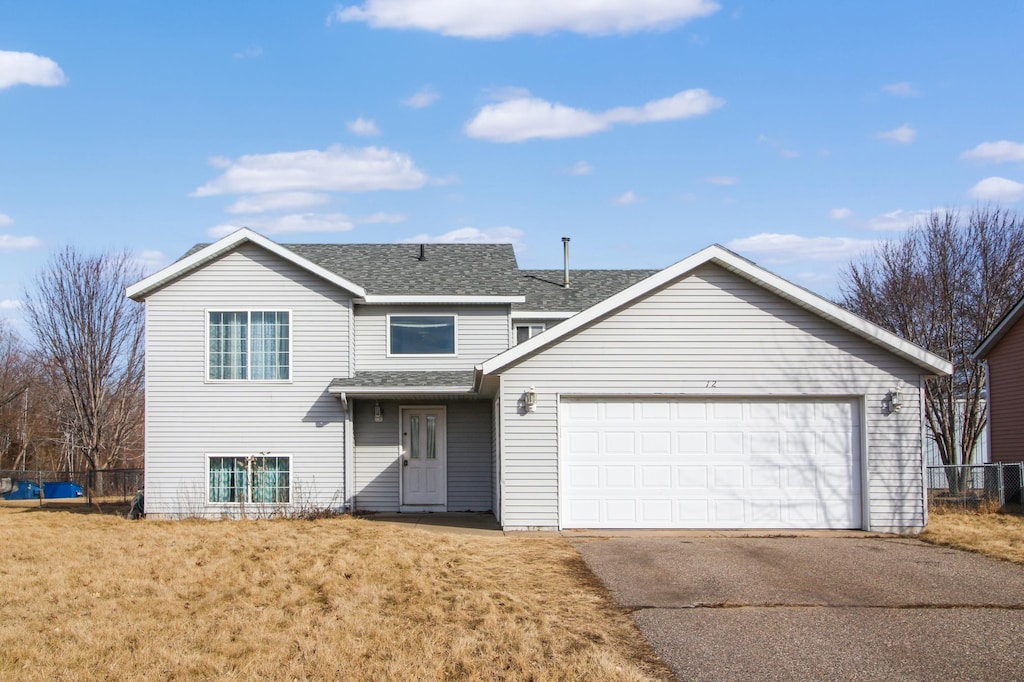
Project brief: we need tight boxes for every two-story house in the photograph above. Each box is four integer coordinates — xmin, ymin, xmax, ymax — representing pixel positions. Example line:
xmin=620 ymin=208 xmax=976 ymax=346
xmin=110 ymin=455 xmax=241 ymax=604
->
xmin=128 ymin=228 xmax=951 ymax=532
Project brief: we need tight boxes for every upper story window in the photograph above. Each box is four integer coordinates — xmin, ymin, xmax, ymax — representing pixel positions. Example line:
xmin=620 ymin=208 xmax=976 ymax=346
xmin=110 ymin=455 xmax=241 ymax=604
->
xmin=208 ymin=310 xmax=290 ymax=381
xmin=388 ymin=315 xmax=456 ymax=356
xmin=515 ymin=323 xmax=546 ymax=344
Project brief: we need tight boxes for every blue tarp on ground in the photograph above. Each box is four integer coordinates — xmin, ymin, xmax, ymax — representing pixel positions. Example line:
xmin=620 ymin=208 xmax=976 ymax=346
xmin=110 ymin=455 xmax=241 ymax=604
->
xmin=3 ymin=480 xmax=41 ymax=500
xmin=43 ymin=482 xmax=84 ymax=498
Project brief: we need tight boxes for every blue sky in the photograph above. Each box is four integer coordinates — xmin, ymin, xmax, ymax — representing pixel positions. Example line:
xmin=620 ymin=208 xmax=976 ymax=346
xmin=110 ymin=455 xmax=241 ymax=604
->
xmin=2 ymin=1 xmax=1023 ymax=324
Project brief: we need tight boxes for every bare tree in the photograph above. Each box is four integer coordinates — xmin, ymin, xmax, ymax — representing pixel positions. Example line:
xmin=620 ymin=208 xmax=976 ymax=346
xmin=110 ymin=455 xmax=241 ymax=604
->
xmin=0 ymin=319 xmax=29 ymax=410
xmin=840 ymin=207 xmax=1024 ymax=493
xmin=23 ymin=247 xmax=145 ymax=474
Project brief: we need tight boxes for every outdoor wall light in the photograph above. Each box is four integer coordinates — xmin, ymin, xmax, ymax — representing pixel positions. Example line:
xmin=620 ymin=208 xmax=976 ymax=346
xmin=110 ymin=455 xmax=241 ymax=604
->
xmin=373 ymin=400 xmax=383 ymax=423
xmin=525 ymin=386 xmax=538 ymax=413
xmin=889 ymin=387 xmax=903 ymax=412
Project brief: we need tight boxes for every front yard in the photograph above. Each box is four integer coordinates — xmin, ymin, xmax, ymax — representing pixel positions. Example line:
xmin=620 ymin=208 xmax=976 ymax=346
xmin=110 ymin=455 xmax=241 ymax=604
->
xmin=920 ymin=508 xmax=1024 ymax=565
xmin=0 ymin=507 xmax=670 ymax=680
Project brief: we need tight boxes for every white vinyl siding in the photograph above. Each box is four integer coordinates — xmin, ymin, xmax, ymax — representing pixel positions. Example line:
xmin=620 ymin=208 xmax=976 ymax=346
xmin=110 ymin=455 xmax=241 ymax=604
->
xmin=355 ymin=305 xmax=510 ymax=371
xmin=498 ymin=263 xmax=927 ymax=533
xmin=143 ymin=244 xmax=350 ymax=517
xmin=353 ymin=399 xmax=493 ymax=512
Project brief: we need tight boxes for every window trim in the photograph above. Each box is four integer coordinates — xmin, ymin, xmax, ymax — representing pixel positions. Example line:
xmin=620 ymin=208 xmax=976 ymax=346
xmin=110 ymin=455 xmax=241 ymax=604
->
xmin=205 ymin=308 xmax=293 ymax=383
xmin=514 ymin=323 xmax=546 ymax=345
xmin=386 ymin=313 xmax=459 ymax=357
xmin=205 ymin=453 xmax=293 ymax=506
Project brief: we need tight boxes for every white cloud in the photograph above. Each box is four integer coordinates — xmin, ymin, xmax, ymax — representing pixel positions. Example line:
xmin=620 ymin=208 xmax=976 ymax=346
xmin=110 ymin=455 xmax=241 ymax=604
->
xmin=569 ymin=161 xmax=593 ymax=176
xmin=780 ymin=149 xmax=800 ymax=158
xmin=0 ymin=214 xmax=12 ymax=227
xmin=133 ymin=250 xmax=167 ymax=275
xmin=209 ymin=211 xmax=407 ymax=238
xmin=193 ymin=146 xmax=429 ymax=196
xmin=876 ymin=124 xmax=917 ymax=144
xmin=703 ymin=176 xmax=737 ymax=185
xmin=882 ymin=82 xmax=920 ymax=97
xmin=0 ymin=50 xmax=66 ymax=89
xmin=357 ymin=212 xmax=407 ymax=224
xmin=209 ymin=213 xmax=356 ymax=238
xmin=226 ymin=192 xmax=331 ymax=214
xmin=347 ymin=116 xmax=381 ymax=136
xmin=726 ymin=233 xmax=877 ymax=265
xmin=232 ymin=47 xmax=264 ymax=59
xmin=968 ymin=177 xmax=1024 ymax=203
xmin=0 ymin=299 xmax=22 ymax=311
xmin=330 ymin=0 xmax=720 ymax=38
xmin=0 ymin=234 xmax=42 ymax=251
xmin=862 ymin=208 xmax=931 ymax=231
xmin=613 ymin=191 xmax=640 ymax=205
xmin=402 ymin=85 xmax=439 ymax=109
xmin=829 ymin=207 xmax=854 ymax=221
xmin=961 ymin=140 xmax=1024 ymax=164
xmin=465 ymin=88 xmax=724 ymax=142
xmin=401 ymin=227 xmax=524 ymax=250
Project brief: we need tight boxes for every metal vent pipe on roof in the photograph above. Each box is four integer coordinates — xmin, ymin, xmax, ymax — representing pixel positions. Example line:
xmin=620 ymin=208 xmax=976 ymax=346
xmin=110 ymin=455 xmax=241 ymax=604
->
xmin=562 ymin=237 xmax=571 ymax=288
xmin=418 ymin=244 xmax=426 ymax=261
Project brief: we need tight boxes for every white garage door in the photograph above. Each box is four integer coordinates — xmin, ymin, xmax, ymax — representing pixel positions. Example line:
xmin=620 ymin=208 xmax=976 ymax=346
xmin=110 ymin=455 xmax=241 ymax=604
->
xmin=561 ymin=398 xmax=862 ymax=529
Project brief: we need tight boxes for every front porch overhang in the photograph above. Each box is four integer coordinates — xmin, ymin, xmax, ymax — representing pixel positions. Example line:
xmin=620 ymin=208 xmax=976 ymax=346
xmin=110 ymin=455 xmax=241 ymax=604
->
xmin=328 ymin=371 xmax=493 ymax=408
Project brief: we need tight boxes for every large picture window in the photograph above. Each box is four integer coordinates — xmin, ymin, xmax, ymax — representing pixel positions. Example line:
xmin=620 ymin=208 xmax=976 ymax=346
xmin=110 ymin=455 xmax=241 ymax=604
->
xmin=208 ymin=310 xmax=290 ymax=380
xmin=208 ymin=455 xmax=291 ymax=504
xmin=388 ymin=315 xmax=456 ymax=355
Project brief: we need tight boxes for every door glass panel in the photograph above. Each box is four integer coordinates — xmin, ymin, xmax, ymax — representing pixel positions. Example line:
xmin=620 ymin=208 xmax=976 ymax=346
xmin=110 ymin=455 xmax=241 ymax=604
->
xmin=409 ymin=415 xmax=420 ymax=459
xmin=426 ymin=415 xmax=436 ymax=460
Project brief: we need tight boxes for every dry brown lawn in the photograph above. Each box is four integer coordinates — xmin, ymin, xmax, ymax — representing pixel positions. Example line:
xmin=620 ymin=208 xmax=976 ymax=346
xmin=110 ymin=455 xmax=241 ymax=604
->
xmin=0 ymin=507 xmax=670 ymax=681
xmin=920 ymin=508 xmax=1024 ymax=565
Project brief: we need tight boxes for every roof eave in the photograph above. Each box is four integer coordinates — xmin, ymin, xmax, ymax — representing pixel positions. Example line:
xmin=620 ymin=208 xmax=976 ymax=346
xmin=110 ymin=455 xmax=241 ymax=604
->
xmin=973 ymin=295 xmax=1024 ymax=360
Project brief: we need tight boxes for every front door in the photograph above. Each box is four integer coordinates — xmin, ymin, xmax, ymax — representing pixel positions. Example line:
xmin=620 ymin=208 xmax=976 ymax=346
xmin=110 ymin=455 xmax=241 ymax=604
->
xmin=401 ymin=407 xmax=446 ymax=507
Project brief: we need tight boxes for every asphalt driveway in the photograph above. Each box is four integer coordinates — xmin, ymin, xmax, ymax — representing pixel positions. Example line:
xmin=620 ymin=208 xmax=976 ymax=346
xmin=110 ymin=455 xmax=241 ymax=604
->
xmin=573 ymin=535 xmax=1024 ymax=681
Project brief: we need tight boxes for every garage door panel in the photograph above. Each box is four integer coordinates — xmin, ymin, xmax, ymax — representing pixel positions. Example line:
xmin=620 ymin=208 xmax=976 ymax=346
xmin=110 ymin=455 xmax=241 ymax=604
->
xmin=562 ymin=398 xmax=862 ymax=529
xmin=677 ymin=432 xmax=708 ymax=454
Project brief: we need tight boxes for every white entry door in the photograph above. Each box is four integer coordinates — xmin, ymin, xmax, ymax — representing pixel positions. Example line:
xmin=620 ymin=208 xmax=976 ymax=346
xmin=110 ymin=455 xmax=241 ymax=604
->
xmin=561 ymin=398 xmax=862 ymax=529
xmin=401 ymin=407 xmax=446 ymax=507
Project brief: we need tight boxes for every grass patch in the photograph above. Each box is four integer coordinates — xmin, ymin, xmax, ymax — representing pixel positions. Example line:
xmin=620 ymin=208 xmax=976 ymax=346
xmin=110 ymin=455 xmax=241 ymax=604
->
xmin=920 ymin=508 xmax=1024 ymax=565
xmin=0 ymin=507 xmax=670 ymax=680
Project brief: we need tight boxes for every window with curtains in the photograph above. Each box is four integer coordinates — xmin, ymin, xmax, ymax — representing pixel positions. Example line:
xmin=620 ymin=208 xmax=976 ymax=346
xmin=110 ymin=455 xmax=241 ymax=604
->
xmin=208 ymin=310 xmax=290 ymax=380
xmin=388 ymin=315 xmax=456 ymax=355
xmin=208 ymin=455 xmax=291 ymax=504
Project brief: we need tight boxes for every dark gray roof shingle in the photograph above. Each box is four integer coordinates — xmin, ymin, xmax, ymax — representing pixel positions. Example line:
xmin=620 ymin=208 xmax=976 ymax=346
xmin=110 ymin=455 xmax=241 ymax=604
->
xmin=514 ymin=269 xmax=658 ymax=312
xmin=330 ymin=371 xmax=475 ymax=390
xmin=185 ymin=242 xmax=522 ymax=297
xmin=183 ymin=240 xmax=658 ymax=310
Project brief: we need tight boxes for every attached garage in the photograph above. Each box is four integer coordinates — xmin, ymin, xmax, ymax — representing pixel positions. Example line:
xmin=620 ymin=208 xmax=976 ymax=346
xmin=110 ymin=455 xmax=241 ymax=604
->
xmin=560 ymin=397 xmax=862 ymax=529
xmin=482 ymin=246 xmax=953 ymax=533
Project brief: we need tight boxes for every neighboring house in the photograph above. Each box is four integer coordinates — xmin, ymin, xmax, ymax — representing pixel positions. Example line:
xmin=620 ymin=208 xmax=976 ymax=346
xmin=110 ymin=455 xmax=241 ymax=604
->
xmin=973 ymin=295 xmax=1024 ymax=464
xmin=127 ymin=228 xmax=951 ymax=532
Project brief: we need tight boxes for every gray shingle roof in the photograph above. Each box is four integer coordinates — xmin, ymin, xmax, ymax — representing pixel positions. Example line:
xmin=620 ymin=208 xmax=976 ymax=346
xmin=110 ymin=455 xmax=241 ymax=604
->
xmin=514 ymin=269 xmax=659 ymax=312
xmin=185 ymin=242 xmax=521 ymax=297
xmin=330 ymin=371 xmax=475 ymax=390
xmin=183 ymin=240 xmax=659 ymax=311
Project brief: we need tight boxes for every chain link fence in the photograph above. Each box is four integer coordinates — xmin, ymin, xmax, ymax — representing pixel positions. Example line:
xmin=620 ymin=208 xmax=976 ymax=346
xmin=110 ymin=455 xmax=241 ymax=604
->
xmin=0 ymin=468 xmax=143 ymax=506
xmin=927 ymin=463 xmax=1023 ymax=512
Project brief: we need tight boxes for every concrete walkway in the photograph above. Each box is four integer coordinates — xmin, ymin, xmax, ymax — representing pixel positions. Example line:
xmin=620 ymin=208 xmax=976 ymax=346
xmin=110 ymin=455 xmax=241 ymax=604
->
xmin=575 ymin=536 xmax=1024 ymax=681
